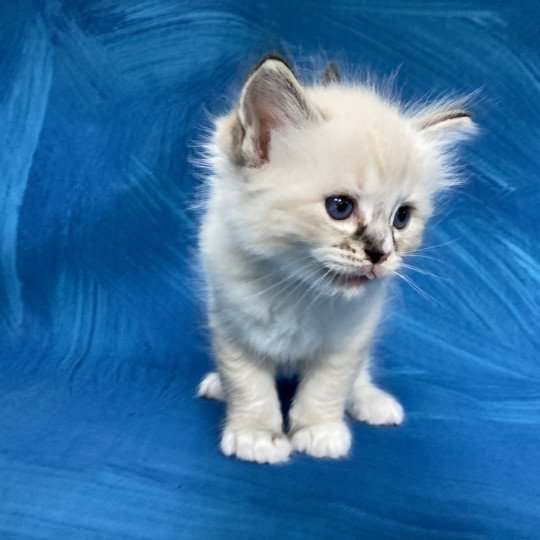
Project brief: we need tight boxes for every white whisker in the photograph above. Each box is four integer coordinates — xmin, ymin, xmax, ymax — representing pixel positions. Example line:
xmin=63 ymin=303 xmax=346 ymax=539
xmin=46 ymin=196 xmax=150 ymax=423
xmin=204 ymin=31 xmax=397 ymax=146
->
xmin=400 ymin=263 xmax=449 ymax=282
xmin=394 ymin=271 xmax=442 ymax=306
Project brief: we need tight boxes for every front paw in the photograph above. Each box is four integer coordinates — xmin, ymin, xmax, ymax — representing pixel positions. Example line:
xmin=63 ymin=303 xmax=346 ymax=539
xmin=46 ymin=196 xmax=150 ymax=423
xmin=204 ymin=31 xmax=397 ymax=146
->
xmin=291 ymin=422 xmax=351 ymax=459
xmin=347 ymin=385 xmax=404 ymax=426
xmin=221 ymin=426 xmax=291 ymax=464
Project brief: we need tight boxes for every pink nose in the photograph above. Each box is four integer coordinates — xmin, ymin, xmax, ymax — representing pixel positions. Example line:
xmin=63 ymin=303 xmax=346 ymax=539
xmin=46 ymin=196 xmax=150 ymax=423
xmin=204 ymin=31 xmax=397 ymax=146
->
xmin=365 ymin=248 xmax=389 ymax=264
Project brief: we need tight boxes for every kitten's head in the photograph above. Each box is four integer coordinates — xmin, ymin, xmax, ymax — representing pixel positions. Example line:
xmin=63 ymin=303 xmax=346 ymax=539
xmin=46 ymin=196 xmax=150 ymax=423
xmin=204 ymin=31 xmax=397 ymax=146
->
xmin=209 ymin=57 xmax=476 ymax=297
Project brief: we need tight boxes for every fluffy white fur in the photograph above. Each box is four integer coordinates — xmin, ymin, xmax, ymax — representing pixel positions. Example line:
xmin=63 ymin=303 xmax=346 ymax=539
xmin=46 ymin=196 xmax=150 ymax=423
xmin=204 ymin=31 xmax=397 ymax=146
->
xmin=198 ymin=58 xmax=476 ymax=463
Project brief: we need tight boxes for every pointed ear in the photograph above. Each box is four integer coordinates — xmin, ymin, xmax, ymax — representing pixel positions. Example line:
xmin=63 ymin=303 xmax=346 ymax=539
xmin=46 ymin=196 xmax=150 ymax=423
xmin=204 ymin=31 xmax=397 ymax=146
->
xmin=235 ymin=57 xmax=320 ymax=167
xmin=414 ymin=109 xmax=477 ymax=142
xmin=322 ymin=62 xmax=340 ymax=86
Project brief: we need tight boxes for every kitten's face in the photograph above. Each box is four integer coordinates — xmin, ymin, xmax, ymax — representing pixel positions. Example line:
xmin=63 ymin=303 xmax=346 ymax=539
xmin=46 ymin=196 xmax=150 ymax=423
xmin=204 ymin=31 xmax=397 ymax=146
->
xmin=212 ymin=58 xmax=475 ymax=297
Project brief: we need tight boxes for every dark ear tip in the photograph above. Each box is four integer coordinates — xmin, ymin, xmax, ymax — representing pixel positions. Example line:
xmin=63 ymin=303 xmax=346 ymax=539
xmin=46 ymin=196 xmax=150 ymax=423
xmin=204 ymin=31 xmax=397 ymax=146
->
xmin=322 ymin=62 xmax=340 ymax=85
xmin=450 ymin=110 xmax=472 ymax=120
xmin=418 ymin=109 xmax=474 ymax=130
xmin=253 ymin=53 xmax=294 ymax=74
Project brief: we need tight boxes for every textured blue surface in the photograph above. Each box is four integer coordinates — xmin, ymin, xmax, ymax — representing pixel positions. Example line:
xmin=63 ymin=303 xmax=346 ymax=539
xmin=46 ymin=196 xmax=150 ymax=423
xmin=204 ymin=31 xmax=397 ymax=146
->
xmin=1 ymin=1 xmax=539 ymax=538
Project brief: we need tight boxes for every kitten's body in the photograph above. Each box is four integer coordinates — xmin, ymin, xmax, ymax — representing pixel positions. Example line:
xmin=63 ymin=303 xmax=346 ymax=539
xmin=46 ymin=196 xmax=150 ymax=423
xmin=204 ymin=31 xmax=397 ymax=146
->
xmin=198 ymin=58 xmax=475 ymax=463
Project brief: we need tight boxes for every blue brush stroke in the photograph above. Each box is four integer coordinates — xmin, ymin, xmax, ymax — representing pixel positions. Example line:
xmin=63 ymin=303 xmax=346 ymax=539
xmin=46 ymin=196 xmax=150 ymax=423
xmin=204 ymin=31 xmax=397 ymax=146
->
xmin=0 ymin=8 xmax=52 ymax=328
xmin=0 ymin=1 xmax=539 ymax=538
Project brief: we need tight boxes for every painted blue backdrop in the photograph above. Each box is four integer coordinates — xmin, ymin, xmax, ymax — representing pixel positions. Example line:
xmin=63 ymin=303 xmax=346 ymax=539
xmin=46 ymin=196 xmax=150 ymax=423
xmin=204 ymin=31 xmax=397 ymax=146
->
xmin=0 ymin=1 xmax=538 ymax=538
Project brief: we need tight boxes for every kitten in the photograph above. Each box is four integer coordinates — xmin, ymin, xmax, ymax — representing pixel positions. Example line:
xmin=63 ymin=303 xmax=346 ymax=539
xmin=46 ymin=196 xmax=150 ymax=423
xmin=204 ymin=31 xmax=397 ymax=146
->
xmin=197 ymin=57 xmax=476 ymax=463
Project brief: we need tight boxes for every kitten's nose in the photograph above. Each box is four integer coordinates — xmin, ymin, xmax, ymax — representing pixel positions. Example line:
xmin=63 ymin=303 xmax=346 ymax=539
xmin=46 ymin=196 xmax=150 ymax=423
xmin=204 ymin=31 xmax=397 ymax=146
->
xmin=365 ymin=248 xmax=389 ymax=265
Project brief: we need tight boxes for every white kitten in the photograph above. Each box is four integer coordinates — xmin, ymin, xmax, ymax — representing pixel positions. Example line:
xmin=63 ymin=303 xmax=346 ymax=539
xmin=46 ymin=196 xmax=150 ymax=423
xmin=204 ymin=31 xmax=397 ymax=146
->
xmin=197 ymin=57 xmax=476 ymax=463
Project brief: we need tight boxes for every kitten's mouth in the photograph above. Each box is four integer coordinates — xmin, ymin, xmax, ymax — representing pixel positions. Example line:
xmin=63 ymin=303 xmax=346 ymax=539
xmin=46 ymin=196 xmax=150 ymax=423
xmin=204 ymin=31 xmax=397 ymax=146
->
xmin=323 ymin=267 xmax=375 ymax=288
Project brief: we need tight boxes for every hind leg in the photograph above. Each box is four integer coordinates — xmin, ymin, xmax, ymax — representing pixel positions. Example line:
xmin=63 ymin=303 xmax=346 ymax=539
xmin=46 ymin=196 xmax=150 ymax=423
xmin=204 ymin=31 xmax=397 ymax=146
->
xmin=197 ymin=371 xmax=225 ymax=401
xmin=347 ymin=362 xmax=404 ymax=426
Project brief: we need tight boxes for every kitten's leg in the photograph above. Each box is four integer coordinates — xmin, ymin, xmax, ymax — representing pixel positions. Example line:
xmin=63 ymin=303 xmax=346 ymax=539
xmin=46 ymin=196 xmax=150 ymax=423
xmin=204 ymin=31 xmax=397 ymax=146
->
xmin=347 ymin=360 xmax=404 ymax=426
xmin=197 ymin=371 xmax=225 ymax=401
xmin=214 ymin=336 xmax=290 ymax=464
xmin=288 ymin=352 xmax=356 ymax=459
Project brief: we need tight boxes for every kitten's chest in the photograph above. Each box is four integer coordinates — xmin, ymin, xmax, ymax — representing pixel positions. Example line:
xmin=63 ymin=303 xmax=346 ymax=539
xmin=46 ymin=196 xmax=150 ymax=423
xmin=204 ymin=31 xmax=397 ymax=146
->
xmin=266 ymin=296 xmax=361 ymax=359
xmin=214 ymin=275 xmax=378 ymax=362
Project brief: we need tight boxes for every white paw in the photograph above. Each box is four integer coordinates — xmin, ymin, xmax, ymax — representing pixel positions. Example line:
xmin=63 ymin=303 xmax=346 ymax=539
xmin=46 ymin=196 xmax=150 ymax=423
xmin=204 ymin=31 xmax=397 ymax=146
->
xmin=197 ymin=372 xmax=225 ymax=401
xmin=291 ymin=422 xmax=351 ymax=459
xmin=221 ymin=427 xmax=291 ymax=464
xmin=347 ymin=385 xmax=404 ymax=426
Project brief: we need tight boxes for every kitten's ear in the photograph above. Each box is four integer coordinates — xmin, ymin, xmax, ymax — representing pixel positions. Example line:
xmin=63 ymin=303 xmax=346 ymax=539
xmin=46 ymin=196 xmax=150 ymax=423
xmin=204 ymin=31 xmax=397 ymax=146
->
xmin=322 ymin=62 xmax=340 ymax=86
xmin=235 ymin=57 xmax=320 ymax=166
xmin=414 ymin=109 xmax=477 ymax=142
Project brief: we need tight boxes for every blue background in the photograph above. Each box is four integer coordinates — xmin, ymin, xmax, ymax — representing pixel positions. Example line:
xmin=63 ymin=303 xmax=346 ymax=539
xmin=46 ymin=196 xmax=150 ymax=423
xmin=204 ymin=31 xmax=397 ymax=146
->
xmin=0 ymin=1 xmax=538 ymax=538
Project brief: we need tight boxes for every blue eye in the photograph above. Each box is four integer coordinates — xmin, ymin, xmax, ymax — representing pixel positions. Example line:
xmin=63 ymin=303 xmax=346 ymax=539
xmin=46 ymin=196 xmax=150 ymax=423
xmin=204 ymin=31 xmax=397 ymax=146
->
xmin=393 ymin=205 xmax=412 ymax=229
xmin=325 ymin=195 xmax=355 ymax=220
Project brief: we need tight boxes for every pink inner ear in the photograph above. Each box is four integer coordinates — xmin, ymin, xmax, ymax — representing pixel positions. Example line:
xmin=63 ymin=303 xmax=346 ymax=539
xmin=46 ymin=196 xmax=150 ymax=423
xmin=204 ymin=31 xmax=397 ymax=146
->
xmin=256 ymin=110 xmax=277 ymax=164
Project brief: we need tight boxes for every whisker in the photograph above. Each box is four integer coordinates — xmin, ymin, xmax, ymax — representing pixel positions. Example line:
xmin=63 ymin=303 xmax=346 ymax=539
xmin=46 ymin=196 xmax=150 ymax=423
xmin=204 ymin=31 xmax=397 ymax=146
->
xmin=245 ymin=260 xmax=322 ymax=301
xmin=279 ymin=264 xmax=324 ymax=306
xmin=243 ymin=255 xmax=328 ymax=302
xmin=404 ymin=253 xmax=439 ymax=262
xmin=223 ymin=253 xmax=316 ymax=290
xmin=300 ymin=266 xmax=334 ymax=311
xmin=394 ymin=271 xmax=442 ymax=306
xmin=400 ymin=263 xmax=449 ymax=281
xmin=414 ymin=238 xmax=460 ymax=253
